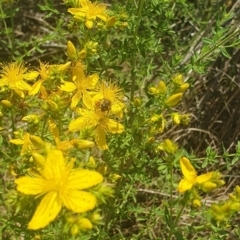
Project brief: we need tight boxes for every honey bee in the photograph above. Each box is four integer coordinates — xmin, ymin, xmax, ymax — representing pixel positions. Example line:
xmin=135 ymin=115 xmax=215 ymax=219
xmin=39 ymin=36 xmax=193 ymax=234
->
xmin=95 ymin=98 xmax=112 ymax=112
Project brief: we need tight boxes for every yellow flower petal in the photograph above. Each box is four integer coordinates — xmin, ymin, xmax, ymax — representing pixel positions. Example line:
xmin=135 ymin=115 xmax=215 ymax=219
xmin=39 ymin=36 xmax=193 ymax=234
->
xmin=15 ymin=80 xmax=32 ymax=91
xmin=23 ymin=71 xmax=39 ymax=81
xmin=0 ymin=77 xmax=8 ymax=87
xmin=42 ymin=150 xmax=66 ymax=180
xmin=71 ymin=90 xmax=82 ymax=108
xmin=15 ymin=176 xmax=46 ymax=195
xmin=95 ymin=126 xmax=108 ymax=150
xmin=28 ymin=192 xmax=62 ymax=230
xmin=105 ymin=119 xmax=124 ymax=134
xmin=196 ymin=172 xmax=213 ymax=184
xmin=29 ymin=80 xmax=44 ymax=95
xmin=178 ymin=179 xmax=193 ymax=193
xmin=61 ymin=190 xmax=97 ymax=213
xmin=68 ymin=169 xmax=103 ymax=189
xmin=60 ymin=81 xmax=77 ymax=92
xmin=69 ymin=117 xmax=90 ymax=132
xmin=88 ymin=73 xmax=99 ymax=88
xmin=111 ymin=101 xmax=125 ymax=114
xmin=180 ymin=157 xmax=196 ymax=181
xmin=80 ymin=0 xmax=88 ymax=9
xmin=10 ymin=139 xmax=24 ymax=145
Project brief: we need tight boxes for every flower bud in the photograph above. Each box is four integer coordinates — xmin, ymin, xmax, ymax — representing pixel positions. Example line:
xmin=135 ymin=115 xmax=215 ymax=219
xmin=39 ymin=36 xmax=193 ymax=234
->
xmin=89 ymin=212 xmax=102 ymax=224
xmin=1 ymin=99 xmax=13 ymax=108
xmin=78 ymin=49 xmax=87 ymax=59
xmin=228 ymin=193 xmax=236 ymax=201
xmin=67 ymin=41 xmax=77 ymax=60
xmin=172 ymin=74 xmax=183 ymax=84
xmin=97 ymin=165 xmax=108 ymax=175
xmin=133 ymin=97 xmax=141 ymax=107
xmin=150 ymin=114 xmax=161 ymax=123
xmin=110 ymin=173 xmax=121 ymax=182
xmin=22 ymin=114 xmax=40 ymax=124
xmin=157 ymin=80 xmax=167 ymax=94
xmin=88 ymin=156 xmax=96 ymax=168
xmin=147 ymin=136 xmax=155 ymax=144
xmin=85 ymin=19 xmax=94 ymax=29
xmin=166 ymin=93 xmax=183 ymax=107
xmin=192 ymin=199 xmax=201 ymax=208
xmin=148 ymin=87 xmax=158 ymax=95
xmin=97 ymin=183 xmax=115 ymax=198
xmin=57 ymin=61 xmax=71 ymax=73
xmin=106 ymin=16 xmax=116 ymax=27
xmin=14 ymin=89 xmax=25 ymax=98
xmin=175 ymin=83 xmax=189 ymax=93
xmin=31 ymin=151 xmax=45 ymax=167
xmin=156 ymin=139 xmax=177 ymax=153
xmin=180 ymin=114 xmax=190 ymax=125
xmin=70 ymin=224 xmax=80 ymax=236
xmin=77 ymin=218 xmax=93 ymax=231
xmin=30 ymin=135 xmax=45 ymax=149
xmin=71 ymin=139 xmax=94 ymax=149
xmin=230 ymin=202 xmax=240 ymax=211
xmin=8 ymin=164 xmax=17 ymax=176
xmin=84 ymin=41 xmax=98 ymax=54
xmin=45 ymin=100 xmax=59 ymax=111
xmin=201 ymin=181 xmax=217 ymax=192
xmin=172 ymin=113 xmax=180 ymax=125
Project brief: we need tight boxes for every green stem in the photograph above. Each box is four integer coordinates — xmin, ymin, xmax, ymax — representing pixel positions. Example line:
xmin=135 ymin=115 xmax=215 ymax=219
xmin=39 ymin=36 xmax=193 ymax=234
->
xmin=197 ymin=27 xmax=240 ymax=63
xmin=0 ymin=2 xmax=13 ymax=54
xmin=41 ymin=115 xmax=48 ymax=139
xmin=167 ymin=192 xmax=190 ymax=240
xmin=10 ymin=109 xmax=15 ymax=135
xmin=129 ymin=0 xmax=145 ymax=126
xmin=169 ymin=157 xmax=174 ymax=231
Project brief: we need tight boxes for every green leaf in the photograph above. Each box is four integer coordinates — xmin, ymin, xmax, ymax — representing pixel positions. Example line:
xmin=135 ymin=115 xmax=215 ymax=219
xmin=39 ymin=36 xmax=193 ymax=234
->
xmin=219 ymin=46 xmax=230 ymax=58
xmin=202 ymin=38 xmax=214 ymax=45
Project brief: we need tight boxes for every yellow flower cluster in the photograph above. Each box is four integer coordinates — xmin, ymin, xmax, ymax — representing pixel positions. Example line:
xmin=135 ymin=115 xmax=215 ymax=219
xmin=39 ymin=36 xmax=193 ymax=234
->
xmin=144 ymin=74 xmax=190 ymax=154
xmin=0 ymin=2 xmax=126 ymax=230
xmin=178 ymin=157 xmax=225 ymax=207
xmin=210 ymin=185 xmax=240 ymax=226
xmin=0 ymin=53 xmax=124 ymax=231
xmin=66 ymin=0 xmax=128 ymax=30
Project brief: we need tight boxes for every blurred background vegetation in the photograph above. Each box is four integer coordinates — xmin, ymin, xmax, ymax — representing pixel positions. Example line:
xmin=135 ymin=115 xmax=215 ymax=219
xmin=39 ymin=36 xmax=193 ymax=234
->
xmin=1 ymin=0 xmax=240 ymax=239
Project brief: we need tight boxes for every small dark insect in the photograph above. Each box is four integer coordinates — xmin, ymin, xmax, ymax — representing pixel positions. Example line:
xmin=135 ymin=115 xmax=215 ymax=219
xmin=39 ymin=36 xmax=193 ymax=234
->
xmin=95 ymin=98 xmax=112 ymax=112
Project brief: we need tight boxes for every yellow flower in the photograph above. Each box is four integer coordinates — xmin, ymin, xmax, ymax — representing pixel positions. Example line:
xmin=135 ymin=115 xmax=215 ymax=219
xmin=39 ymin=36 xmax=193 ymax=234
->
xmin=10 ymin=133 xmax=43 ymax=157
xmin=68 ymin=0 xmax=108 ymax=29
xmin=69 ymin=107 xmax=124 ymax=150
xmin=48 ymin=119 xmax=94 ymax=151
xmin=60 ymin=61 xmax=99 ymax=108
xmin=29 ymin=61 xmax=71 ymax=95
xmin=15 ymin=150 xmax=103 ymax=230
xmin=178 ymin=157 xmax=213 ymax=193
xmin=92 ymin=81 xmax=125 ymax=117
xmin=0 ymin=62 xmax=38 ymax=93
